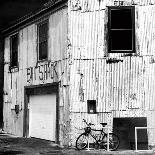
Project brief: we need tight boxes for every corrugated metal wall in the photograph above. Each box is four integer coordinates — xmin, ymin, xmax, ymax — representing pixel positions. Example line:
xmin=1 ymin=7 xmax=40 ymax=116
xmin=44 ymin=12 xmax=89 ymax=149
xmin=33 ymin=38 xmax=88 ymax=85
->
xmin=68 ymin=0 xmax=155 ymax=146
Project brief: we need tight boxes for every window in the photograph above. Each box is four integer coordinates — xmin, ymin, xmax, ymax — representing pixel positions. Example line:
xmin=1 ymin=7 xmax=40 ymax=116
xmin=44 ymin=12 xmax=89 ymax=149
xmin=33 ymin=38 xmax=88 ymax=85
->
xmin=38 ymin=21 xmax=48 ymax=61
xmin=10 ymin=34 xmax=18 ymax=67
xmin=108 ymin=7 xmax=135 ymax=53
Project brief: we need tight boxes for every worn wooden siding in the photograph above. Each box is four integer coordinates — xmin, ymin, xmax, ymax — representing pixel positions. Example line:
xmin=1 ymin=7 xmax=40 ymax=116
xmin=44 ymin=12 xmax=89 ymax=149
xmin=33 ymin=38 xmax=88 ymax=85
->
xmin=4 ymin=37 xmax=24 ymax=135
xmin=18 ymin=7 xmax=68 ymax=71
xmin=3 ymin=7 xmax=70 ymax=145
xmin=68 ymin=0 xmax=155 ymax=146
xmin=49 ymin=8 xmax=68 ymax=61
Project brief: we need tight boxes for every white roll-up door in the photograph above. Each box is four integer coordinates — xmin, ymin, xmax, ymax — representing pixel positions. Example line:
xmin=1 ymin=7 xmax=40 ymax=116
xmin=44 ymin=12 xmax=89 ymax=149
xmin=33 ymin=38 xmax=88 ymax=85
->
xmin=29 ymin=93 xmax=56 ymax=141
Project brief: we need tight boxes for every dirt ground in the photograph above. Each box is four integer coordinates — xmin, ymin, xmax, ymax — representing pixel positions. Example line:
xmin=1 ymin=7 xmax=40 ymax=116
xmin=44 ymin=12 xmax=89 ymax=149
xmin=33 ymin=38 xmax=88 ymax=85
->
xmin=0 ymin=132 xmax=65 ymax=155
xmin=0 ymin=132 xmax=155 ymax=155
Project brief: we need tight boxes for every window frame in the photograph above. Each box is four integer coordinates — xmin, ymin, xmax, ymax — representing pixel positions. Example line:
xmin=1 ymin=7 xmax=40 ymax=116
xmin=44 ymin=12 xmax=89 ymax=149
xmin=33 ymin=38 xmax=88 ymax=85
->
xmin=108 ymin=6 xmax=135 ymax=53
xmin=37 ymin=20 xmax=49 ymax=61
xmin=10 ymin=33 xmax=19 ymax=68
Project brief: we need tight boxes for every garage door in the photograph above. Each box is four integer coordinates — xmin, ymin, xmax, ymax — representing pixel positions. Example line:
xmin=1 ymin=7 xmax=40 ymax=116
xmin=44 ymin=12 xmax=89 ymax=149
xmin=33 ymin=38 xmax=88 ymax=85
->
xmin=29 ymin=93 xmax=56 ymax=141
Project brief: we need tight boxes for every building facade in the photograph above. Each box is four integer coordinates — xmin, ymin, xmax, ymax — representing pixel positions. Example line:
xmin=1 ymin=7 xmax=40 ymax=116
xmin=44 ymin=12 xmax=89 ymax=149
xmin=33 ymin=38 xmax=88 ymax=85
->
xmin=2 ymin=0 xmax=155 ymax=148
xmin=0 ymin=35 xmax=4 ymax=128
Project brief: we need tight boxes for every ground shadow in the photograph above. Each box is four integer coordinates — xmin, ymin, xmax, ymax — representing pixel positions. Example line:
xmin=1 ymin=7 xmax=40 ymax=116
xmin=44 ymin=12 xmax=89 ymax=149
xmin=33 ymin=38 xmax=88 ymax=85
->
xmin=0 ymin=150 xmax=23 ymax=155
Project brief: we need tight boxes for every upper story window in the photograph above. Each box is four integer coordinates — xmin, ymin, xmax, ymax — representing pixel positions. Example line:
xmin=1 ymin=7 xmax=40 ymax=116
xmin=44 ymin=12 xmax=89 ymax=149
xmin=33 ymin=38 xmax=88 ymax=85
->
xmin=10 ymin=33 xmax=18 ymax=68
xmin=37 ymin=21 xmax=48 ymax=61
xmin=108 ymin=7 xmax=135 ymax=53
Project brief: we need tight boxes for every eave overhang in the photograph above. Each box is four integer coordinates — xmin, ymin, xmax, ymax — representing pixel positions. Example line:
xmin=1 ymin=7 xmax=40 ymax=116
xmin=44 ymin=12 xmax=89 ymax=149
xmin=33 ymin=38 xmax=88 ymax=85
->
xmin=1 ymin=0 xmax=68 ymax=36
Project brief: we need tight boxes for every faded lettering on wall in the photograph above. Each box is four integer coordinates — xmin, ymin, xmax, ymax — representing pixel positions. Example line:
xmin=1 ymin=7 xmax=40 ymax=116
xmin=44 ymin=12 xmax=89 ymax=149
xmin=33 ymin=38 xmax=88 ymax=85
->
xmin=27 ymin=61 xmax=58 ymax=83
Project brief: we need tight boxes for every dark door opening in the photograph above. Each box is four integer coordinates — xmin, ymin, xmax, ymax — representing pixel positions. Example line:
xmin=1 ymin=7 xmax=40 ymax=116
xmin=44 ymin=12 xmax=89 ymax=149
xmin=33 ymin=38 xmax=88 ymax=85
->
xmin=113 ymin=117 xmax=148 ymax=150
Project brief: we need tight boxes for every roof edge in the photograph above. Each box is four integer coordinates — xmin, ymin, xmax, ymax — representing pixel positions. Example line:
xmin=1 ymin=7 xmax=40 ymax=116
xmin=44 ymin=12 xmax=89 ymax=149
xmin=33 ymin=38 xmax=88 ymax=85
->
xmin=1 ymin=0 xmax=68 ymax=36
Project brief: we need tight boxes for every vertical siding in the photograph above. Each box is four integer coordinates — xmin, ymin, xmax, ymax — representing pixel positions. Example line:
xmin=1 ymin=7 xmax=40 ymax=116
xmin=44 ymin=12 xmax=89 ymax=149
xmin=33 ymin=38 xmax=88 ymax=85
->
xmin=49 ymin=8 xmax=68 ymax=61
xmin=69 ymin=57 xmax=153 ymax=113
xmin=3 ymin=7 xmax=69 ymax=143
xmin=19 ymin=24 xmax=37 ymax=70
xmin=136 ymin=5 xmax=155 ymax=56
xmin=68 ymin=0 xmax=155 ymax=146
xmin=3 ymin=0 xmax=155 ymax=147
xmin=69 ymin=10 xmax=105 ymax=59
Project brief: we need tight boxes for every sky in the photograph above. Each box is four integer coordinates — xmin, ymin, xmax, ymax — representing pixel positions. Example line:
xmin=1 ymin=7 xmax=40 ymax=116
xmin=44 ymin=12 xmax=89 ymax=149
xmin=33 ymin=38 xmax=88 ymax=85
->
xmin=0 ymin=0 xmax=48 ymax=31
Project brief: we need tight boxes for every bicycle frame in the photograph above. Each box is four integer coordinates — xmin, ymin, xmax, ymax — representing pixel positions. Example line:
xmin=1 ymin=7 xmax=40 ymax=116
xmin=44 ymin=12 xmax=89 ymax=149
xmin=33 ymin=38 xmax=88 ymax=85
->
xmin=83 ymin=128 xmax=107 ymax=146
xmin=81 ymin=119 xmax=110 ymax=151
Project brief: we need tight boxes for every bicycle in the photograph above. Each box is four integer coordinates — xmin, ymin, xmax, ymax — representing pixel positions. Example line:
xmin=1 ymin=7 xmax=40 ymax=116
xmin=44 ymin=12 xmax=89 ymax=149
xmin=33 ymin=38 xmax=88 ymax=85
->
xmin=75 ymin=119 xmax=120 ymax=151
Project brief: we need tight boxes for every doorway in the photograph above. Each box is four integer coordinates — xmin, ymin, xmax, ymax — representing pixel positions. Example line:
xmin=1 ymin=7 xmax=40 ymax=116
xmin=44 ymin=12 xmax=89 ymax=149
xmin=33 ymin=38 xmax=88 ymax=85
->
xmin=113 ymin=117 xmax=148 ymax=150
xmin=29 ymin=93 xmax=56 ymax=141
xmin=24 ymin=83 xmax=59 ymax=143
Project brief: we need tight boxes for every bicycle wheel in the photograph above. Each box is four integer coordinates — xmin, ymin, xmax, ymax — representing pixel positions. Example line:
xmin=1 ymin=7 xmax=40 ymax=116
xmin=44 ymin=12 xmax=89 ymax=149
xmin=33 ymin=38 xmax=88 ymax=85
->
xmin=76 ymin=133 xmax=88 ymax=150
xmin=102 ymin=133 xmax=120 ymax=151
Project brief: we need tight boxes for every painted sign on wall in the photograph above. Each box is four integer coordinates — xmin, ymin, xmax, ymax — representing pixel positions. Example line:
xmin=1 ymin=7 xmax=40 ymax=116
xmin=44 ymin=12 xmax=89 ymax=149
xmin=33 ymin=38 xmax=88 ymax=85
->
xmin=27 ymin=61 xmax=58 ymax=83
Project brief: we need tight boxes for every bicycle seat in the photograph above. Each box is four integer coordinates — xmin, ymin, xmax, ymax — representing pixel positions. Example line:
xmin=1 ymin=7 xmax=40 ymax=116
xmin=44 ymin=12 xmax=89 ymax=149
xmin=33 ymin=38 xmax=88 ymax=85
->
xmin=100 ymin=123 xmax=107 ymax=127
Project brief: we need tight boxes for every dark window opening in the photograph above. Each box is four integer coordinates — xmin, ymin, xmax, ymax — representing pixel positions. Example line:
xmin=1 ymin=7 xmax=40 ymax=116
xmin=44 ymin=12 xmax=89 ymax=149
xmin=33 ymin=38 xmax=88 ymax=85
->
xmin=113 ymin=117 xmax=148 ymax=150
xmin=111 ymin=9 xmax=132 ymax=29
xmin=108 ymin=7 xmax=135 ymax=53
xmin=87 ymin=100 xmax=97 ymax=114
xmin=10 ymin=34 xmax=18 ymax=68
xmin=38 ymin=21 xmax=48 ymax=61
xmin=111 ymin=30 xmax=132 ymax=50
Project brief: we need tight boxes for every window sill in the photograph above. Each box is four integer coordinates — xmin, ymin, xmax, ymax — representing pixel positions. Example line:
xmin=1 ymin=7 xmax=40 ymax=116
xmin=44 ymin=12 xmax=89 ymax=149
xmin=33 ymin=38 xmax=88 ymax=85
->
xmin=107 ymin=52 xmax=137 ymax=57
xmin=88 ymin=112 xmax=97 ymax=114
xmin=36 ymin=59 xmax=49 ymax=66
xmin=37 ymin=59 xmax=48 ymax=63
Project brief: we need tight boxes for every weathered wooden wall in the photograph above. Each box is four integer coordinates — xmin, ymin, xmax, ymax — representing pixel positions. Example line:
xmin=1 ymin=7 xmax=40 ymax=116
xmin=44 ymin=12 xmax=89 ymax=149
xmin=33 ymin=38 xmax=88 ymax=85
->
xmin=3 ymin=7 xmax=70 ymax=145
xmin=68 ymin=0 xmax=155 ymax=146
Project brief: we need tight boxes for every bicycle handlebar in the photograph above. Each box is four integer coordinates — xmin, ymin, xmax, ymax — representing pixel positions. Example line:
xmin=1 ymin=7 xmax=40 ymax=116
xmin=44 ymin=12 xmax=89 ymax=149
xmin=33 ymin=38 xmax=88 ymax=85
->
xmin=83 ymin=119 xmax=95 ymax=126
